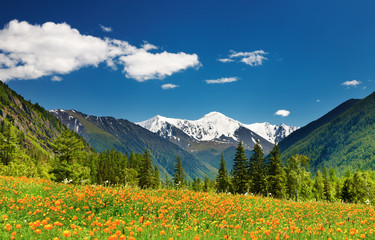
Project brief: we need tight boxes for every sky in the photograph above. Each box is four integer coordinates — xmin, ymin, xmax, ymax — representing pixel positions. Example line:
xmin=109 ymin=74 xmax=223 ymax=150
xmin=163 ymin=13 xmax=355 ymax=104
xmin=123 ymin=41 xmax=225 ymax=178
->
xmin=1 ymin=0 xmax=375 ymax=127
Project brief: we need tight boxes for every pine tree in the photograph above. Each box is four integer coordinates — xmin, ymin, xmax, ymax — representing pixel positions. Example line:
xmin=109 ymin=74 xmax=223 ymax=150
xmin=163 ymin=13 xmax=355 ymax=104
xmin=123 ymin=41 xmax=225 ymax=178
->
xmin=232 ymin=141 xmax=249 ymax=194
xmin=173 ymin=154 xmax=185 ymax=188
xmin=50 ymin=130 xmax=89 ymax=183
xmin=52 ymin=130 xmax=85 ymax=164
xmin=249 ymin=140 xmax=267 ymax=196
xmin=0 ymin=122 xmax=16 ymax=165
xmin=216 ymin=154 xmax=230 ymax=193
xmin=138 ymin=149 xmax=153 ymax=189
xmin=341 ymin=177 xmax=353 ymax=203
xmin=192 ymin=178 xmax=202 ymax=192
xmin=153 ymin=165 xmax=160 ymax=189
xmin=203 ymin=176 xmax=210 ymax=192
xmin=267 ymin=143 xmax=285 ymax=198
xmin=323 ymin=166 xmax=333 ymax=201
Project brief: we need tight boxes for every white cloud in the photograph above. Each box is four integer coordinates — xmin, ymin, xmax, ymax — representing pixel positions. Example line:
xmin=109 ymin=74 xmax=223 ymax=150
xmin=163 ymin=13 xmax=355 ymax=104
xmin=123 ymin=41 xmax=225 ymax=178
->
xmin=217 ymin=58 xmax=234 ymax=63
xmin=120 ymin=51 xmax=199 ymax=82
xmin=100 ymin=24 xmax=112 ymax=32
xmin=274 ymin=110 xmax=290 ymax=117
xmin=342 ymin=80 xmax=361 ymax=87
xmin=51 ymin=76 xmax=62 ymax=82
xmin=0 ymin=20 xmax=200 ymax=82
xmin=141 ymin=41 xmax=157 ymax=51
xmin=218 ymin=50 xmax=268 ymax=66
xmin=161 ymin=83 xmax=179 ymax=90
xmin=316 ymin=99 xmax=320 ymax=102
xmin=205 ymin=77 xmax=239 ymax=84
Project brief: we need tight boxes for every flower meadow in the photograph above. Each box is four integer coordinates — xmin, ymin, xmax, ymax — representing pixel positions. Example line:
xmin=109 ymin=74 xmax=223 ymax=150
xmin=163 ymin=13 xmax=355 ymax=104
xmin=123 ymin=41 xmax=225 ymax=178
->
xmin=1 ymin=176 xmax=375 ymax=240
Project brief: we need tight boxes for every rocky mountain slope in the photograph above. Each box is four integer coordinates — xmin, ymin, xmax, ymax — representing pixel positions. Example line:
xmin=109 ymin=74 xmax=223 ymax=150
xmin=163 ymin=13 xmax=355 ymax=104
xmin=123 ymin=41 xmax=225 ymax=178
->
xmin=50 ymin=109 xmax=217 ymax=180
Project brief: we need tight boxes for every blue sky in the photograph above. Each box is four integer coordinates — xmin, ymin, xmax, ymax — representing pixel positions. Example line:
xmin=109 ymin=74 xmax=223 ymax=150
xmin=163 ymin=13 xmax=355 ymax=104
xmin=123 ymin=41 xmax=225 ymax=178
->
xmin=1 ymin=0 xmax=375 ymax=127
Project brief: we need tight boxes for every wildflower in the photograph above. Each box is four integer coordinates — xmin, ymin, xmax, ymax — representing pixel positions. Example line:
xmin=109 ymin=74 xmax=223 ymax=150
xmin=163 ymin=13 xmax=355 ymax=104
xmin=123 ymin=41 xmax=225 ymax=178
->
xmin=63 ymin=230 xmax=71 ymax=237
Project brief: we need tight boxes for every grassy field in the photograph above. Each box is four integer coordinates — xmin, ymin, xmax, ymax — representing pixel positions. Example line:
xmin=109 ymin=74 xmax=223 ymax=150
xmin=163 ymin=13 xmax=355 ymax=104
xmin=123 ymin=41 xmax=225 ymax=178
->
xmin=0 ymin=176 xmax=374 ymax=239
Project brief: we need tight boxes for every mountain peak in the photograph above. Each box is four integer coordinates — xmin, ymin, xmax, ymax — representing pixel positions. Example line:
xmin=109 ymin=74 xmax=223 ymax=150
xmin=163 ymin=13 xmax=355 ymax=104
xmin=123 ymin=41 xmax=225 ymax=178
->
xmin=203 ymin=111 xmax=227 ymax=118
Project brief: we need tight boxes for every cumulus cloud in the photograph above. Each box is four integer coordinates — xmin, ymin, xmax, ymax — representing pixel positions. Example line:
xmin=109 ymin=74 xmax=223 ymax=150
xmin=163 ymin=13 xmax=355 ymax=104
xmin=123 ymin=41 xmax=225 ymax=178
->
xmin=274 ymin=110 xmax=290 ymax=117
xmin=99 ymin=24 xmax=112 ymax=32
xmin=218 ymin=50 xmax=268 ymax=66
xmin=316 ymin=99 xmax=321 ymax=103
xmin=161 ymin=83 xmax=179 ymax=90
xmin=0 ymin=20 xmax=200 ymax=82
xmin=51 ymin=76 xmax=62 ymax=82
xmin=342 ymin=80 xmax=361 ymax=87
xmin=119 ymin=51 xmax=199 ymax=82
xmin=205 ymin=77 xmax=239 ymax=84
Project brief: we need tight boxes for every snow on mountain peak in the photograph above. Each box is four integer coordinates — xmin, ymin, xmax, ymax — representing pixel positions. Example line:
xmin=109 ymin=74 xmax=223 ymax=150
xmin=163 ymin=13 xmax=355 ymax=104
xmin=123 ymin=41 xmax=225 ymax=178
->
xmin=138 ymin=112 xmax=299 ymax=144
xmin=138 ymin=112 xmax=242 ymax=141
xmin=244 ymin=122 xmax=299 ymax=143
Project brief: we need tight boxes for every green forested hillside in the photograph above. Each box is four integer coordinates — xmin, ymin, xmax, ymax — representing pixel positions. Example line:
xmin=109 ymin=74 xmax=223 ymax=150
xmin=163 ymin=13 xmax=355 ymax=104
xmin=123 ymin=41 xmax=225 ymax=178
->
xmin=0 ymin=83 xmax=160 ymax=188
xmin=51 ymin=110 xmax=218 ymax=180
xmin=0 ymin=82 xmax=104 ymax=179
xmin=282 ymin=92 xmax=375 ymax=175
xmin=279 ymin=98 xmax=359 ymax=151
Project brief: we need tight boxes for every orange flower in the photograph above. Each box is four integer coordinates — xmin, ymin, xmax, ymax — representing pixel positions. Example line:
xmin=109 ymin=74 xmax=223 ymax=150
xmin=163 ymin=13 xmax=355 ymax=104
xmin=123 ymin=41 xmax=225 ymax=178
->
xmin=160 ymin=230 xmax=166 ymax=235
xmin=16 ymin=224 xmax=22 ymax=229
xmin=137 ymin=227 xmax=143 ymax=232
xmin=63 ymin=230 xmax=71 ymax=237
xmin=108 ymin=235 xmax=118 ymax=240
xmin=44 ymin=224 xmax=53 ymax=230
xmin=264 ymin=230 xmax=271 ymax=236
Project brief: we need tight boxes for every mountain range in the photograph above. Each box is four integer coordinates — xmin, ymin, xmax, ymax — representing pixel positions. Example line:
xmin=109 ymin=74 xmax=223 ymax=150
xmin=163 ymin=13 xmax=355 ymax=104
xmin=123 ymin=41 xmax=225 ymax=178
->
xmin=2 ymin=79 xmax=375 ymax=179
xmin=51 ymin=109 xmax=298 ymax=173
xmin=138 ymin=112 xmax=298 ymax=146
xmin=137 ymin=112 xmax=298 ymax=169
xmin=49 ymin=109 xmax=217 ymax=180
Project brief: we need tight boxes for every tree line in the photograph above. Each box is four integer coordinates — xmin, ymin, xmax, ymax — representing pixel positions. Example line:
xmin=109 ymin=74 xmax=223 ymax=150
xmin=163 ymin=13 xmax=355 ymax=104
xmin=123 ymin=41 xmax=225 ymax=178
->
xmin=214 ymin=140 xmax=375 ymax=204
xmin=1 ymin=118 xmax=374 ymax=204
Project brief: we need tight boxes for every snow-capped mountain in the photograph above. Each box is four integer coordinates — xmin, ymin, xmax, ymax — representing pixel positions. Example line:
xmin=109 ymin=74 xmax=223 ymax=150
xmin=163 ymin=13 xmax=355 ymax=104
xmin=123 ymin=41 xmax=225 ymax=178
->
xmin=139 ymin=112 xmax=244 ymax=142
xmin=244 ymin=122 xmax=300 ymax=143
xmin=137 ymin=112 xmax=299 ymax=145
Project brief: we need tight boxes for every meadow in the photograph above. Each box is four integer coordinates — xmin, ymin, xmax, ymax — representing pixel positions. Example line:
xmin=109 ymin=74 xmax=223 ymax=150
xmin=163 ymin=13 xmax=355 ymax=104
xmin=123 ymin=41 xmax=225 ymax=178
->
xmin=0 ymin=176 xmax=374 ymax=240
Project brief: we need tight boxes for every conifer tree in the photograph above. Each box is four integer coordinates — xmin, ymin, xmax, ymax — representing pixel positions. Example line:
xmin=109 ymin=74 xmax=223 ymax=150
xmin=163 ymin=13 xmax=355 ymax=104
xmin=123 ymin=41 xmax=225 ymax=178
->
xmin=232 ymin=141 xmax=248 ymax=194
xmin=153 ymin=165 xmax=160 ymax=189
xmin=203 ymin=176 xmax=210 ymax=192
xmin=267 ymin=143 xmax=285 ymax=198
xmin=323 ymin=166 xmax=333 ymax=201
xmin=192 ymin=178 xmax=202 ymax=192
xmin=50 ymin=130 xmax=89 ymax=183
xmin=138 ymin=149 xmax=153 ymax=189
xmin=216 ymin=154 xmax=230 ymax=193
xmin=173 ymin=154 xmax=185 ymax=188
xmin=0 ymin=122 xmax=16 ymax=165
xmin=341 ymin=177 xmax=353 ymax=203
xmin=249 ymin=140 xmax=267 ymax=195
